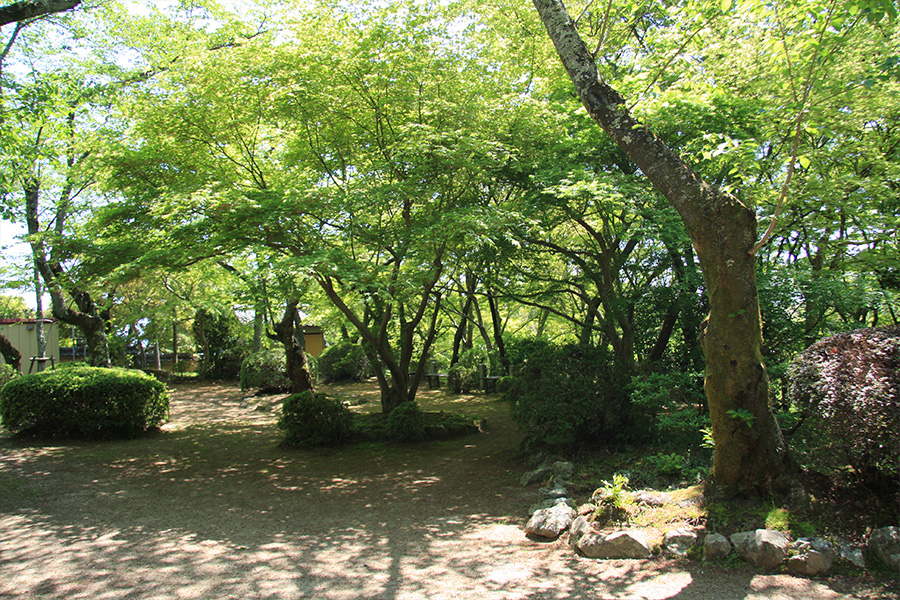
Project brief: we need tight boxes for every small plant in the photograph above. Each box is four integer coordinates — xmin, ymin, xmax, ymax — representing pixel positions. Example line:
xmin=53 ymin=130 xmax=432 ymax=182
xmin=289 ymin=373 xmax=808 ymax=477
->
xmin=591 ymin=473 xmax=631 ymax=524
xmin=386 ymin=401 xmax=427 ymax=442
xmin=278 ymin=391 xmax=354 ymax=448
xmin=447 ymin=364 xmax=479 ymax=394
xmin=0 ymin=363 xmax=18 ymax=390
xmin=727 ymin=408 xmax=756 ymax=428
xmin=645 ymin=452 xmax=687 ymax=478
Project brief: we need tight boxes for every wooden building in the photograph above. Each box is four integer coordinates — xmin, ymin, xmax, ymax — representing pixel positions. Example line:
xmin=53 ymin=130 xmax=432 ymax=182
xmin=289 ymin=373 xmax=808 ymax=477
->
xmin=0 ymin=319 xmax=59 ymax=372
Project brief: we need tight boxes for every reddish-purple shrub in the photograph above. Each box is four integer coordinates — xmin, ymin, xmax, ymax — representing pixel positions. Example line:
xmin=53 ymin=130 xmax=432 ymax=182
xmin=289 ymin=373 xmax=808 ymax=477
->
xmin=788 ymin=326 xmax=899 ymax=483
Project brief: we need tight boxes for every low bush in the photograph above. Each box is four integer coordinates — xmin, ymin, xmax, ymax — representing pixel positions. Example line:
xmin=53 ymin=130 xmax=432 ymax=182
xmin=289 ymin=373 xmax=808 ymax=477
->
xmin=317 ymin=341 xmax=369 ymax=382
xmin=240 ymin=349 xmax=290 ymax=392
xmin=502 ymin=339 xmax=631 ymax=448
xmin=387 ymin=401 xmax=427 ymax=442
xmin=788 ymin=326 xmax=899 ymax=486
xmin=278 ymin=391 xmax=354 ymax=448
xmin=447 ymin=364 xmax=478 ymax=394
xmin=0 ymin=363 xmax=170 ymax=438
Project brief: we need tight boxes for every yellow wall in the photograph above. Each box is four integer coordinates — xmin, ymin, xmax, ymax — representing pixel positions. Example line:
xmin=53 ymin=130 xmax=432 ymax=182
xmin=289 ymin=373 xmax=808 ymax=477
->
xmin=0 ymin=320 xmax=59 ymax=369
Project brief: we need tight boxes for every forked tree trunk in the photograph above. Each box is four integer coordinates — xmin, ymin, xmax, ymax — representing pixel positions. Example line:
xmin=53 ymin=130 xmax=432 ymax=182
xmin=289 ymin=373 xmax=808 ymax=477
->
xmin=533 ymin=0 xmax=795 ymax=496
xmin=25 ymin=179 xmax=110 ymax=367
xmin=269 ymin=300 xmax=315 ymax=394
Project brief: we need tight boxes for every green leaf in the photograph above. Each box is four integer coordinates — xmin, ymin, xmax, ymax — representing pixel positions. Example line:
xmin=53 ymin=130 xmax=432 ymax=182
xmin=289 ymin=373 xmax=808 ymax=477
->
xmin=797 ymin=155 xmax=811 ymax=169
xmin=721 ymin=0 xmax=733 ymax=12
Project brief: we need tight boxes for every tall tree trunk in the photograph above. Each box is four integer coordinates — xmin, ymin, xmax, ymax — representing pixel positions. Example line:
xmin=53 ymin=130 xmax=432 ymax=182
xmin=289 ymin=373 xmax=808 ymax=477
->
xmin=485 ymin=287 xmax=509 ymax=375
xmin=533 ymin=0 xmax=795 ymax=497
xmin=25 ymin=177 xmax=110 ymax=367
xmin=451 ymin=271 xmax=476 ymax=366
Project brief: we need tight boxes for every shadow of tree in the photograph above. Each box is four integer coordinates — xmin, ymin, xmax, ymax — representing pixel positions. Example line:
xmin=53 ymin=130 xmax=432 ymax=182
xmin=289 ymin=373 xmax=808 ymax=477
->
xmin=0 ymin=382 xmax=893 ymax=599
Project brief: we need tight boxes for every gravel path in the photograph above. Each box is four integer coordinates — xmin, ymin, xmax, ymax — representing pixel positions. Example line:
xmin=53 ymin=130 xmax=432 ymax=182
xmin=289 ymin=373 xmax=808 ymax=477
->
xmin=0 ymin=382 xmax=891 ymax=599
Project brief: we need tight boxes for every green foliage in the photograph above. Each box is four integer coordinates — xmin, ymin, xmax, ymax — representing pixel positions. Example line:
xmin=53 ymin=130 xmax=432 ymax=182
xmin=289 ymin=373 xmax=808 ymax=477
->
xmin=0 ymin=363 xmax=19 ymax=391
xmin=629 ymin=370 xmax=708 ymax=447
xmin=277 ymin=391 xmax=354 ymax=448
xmin=727 ymin=408 xmax=756 ymax=428
xmin=788 ymin=326 xmax=900 ymax=485
xmin=447 ymin=348 xmax=485 ymax=393
xmin=591 ymin=473 xmax=631 ymax=524
xmin=645 ymin=452 xmax=687 ymax=478
xmin=353 ymin=410 xmax=479 ymax=443
xmin=503 ymin=338 xmax=631 ymax=448
xmin=386 ymin=401 xmax=427 ymax=443
xmin=239 ymin=349 xmax=290 ymax=392
xmin=0 ymin=295 xmax=30 ymax=319
xmin=447 ymin=364 xmax=479 ymax=394
xmin=317 ymin=341 xmax=368 ymax=383
xmin=193 ymin=309 xmax=246 ymax=380
xmin=0 ymin=364 xmax=170 ymax=438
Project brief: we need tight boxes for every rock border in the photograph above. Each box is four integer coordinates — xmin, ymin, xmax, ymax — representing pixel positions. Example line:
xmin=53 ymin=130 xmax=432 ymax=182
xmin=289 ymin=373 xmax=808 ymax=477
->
xmin=520 ymin=460 xmax=898 ymax=577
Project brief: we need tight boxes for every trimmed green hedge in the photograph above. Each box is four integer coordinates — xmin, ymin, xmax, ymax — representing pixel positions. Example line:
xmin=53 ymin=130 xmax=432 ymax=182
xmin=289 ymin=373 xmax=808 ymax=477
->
xmin=278 ymin=391 xmax=354 ymax=448
xmin=240 ymin=349 xmax=291 ymax=392
xmin=0 ymin=363 xmax=170 ymax=438
xmin=317 ymin=341 xmax=368 ymax=382
xmin=386 ymin=401 xmax=427 ymax=442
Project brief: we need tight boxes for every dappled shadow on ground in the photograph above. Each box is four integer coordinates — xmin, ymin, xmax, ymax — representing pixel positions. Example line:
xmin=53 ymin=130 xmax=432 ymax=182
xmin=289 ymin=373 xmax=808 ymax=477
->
xmin=0 ymin=382 xmax=893 ymax=600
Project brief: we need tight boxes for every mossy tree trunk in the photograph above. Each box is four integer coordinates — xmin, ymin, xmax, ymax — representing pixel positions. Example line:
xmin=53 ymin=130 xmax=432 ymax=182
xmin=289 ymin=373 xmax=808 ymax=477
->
xmin=533 ymin=0 xmax=795 ymax=496
xmin=268 ymin=300 xmax=315 ymax=394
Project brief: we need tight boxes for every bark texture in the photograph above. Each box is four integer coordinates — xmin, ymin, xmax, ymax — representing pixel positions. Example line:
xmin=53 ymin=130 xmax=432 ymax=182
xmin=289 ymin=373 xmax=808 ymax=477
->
xmin=0 ymin=331 xmax=22 ymax=372
xmin=533 ymin=0 xmax=794 ymax=496
xmin=0 ymin=0 xmax=80 ymax=27
xmin=25 ymin=178 xmax=110 ymax=367
xmin=268 ymin=301 xmax=315 ymax=394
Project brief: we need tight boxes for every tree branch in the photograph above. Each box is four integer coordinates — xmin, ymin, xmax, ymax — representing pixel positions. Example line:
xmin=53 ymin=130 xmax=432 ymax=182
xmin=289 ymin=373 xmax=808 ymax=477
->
xmin=0 ymin=0 xmax=80 ymax=27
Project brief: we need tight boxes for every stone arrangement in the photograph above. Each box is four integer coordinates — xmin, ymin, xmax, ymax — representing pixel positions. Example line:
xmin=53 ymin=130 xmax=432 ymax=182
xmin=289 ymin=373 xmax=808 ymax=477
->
xmin=521 ymin=460 xmax=900 ymax=577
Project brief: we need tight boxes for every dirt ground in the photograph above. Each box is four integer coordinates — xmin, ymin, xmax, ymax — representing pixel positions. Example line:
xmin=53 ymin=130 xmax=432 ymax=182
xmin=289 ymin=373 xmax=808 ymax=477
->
xmin=0 ymin=381 xmax=894 ymax=599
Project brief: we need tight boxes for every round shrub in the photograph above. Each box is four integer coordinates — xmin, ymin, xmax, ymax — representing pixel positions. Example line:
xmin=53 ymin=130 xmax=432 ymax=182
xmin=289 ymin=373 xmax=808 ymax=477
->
xmin=447 ymin=364 xmax=478 ymax=394
xmin=387 ymin=401 xmax=426 ymax=442
xmin=317 ymin=341 xmax=369 ymax=382
xmin=788 ymin=326 xmax=899 ymax=484
xmin=278 ymin=391 xmax=354 ymax=448
xmin=240 ymin=349 xmax=290 ymax=392
xmin=0 ymin=364 xmax=170 ymax=438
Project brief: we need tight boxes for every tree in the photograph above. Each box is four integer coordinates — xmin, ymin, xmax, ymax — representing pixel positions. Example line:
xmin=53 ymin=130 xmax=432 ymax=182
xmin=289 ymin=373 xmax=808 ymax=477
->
xmin=0 ymin=0 xmax=80 ymax=27
xmin=531 ymin=0 xmax=795 ymax=496
xmin=267 ymin=299 xmax=315 ymax=394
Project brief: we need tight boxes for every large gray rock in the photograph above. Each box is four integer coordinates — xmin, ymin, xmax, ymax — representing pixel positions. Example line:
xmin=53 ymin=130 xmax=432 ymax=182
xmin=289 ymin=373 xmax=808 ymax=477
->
xmin=520 ymin=464 xmax=553 ymax=487
xmin=664 ymin=528 xmax=698 ymax=556
xmin=868 ymin=526 xmax=900 ymax=572
xmin=730 ymin=529 xmax=790 ymax=570
xmin=839 ymin=544 xmax=866 ymax=569
xmin=539 ymin=485 xmax=569 ymax=500
xmin=787 ymin=538 xmax=836 ymax=577
xmin=528 ymin=496 xmax=575 ymax=515
xmin=568 ymin=515 xmax=593 ymax=550
xmin=577 ymin=530 xmax=653 ymax=559
xmin=704 ymin=532 xmax=732 ymax=560
xmin=525 ymin=502 xmax=576 ymax=539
